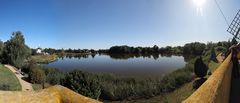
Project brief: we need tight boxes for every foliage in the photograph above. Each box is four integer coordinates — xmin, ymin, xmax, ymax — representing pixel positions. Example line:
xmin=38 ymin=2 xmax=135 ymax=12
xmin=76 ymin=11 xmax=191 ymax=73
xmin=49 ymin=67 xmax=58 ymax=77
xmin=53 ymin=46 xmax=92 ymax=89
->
xmin=194 ymin=56 xmax=208 ymax=78
xmin=2 ymin=32 xmax=31 ymax=68
xmin=29 ymin=65 xmax=46 ymax=84
xmin=97 ymin=74 xmax=161 ymax=100
xmin=62 ymin=70 xmax=101 ymax=100
xmin=210 ymin=48 xmax=218 ymax=62
xmin=183 ymin=42 xmax=206 ymax=55
xmin=0 ymin=40 xmax=4 ymax=62
xmin=160 ymin=67 xmax=192 ymax=92
xmin=44 ymin=68 xmax=64 ymax=85
xmin=215 ymin=46 xmax=227 ymax=53
xmin=59 ymin=64 xmax=193 ymax=101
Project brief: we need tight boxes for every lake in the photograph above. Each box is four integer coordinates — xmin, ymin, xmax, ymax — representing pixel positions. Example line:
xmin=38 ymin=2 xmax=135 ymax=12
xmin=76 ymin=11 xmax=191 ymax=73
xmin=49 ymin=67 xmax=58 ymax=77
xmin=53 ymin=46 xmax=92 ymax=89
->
xmin=42 ymin=54 xmax=186 ymax=77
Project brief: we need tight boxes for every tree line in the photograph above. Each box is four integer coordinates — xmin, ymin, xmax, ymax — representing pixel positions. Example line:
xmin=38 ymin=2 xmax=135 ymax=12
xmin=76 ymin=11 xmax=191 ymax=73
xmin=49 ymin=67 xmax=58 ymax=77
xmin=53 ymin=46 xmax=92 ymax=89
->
xmin=32 ymin=41 xmax=231 ymax=58
xmin=106 ymin=41 xmax=230 ymax=56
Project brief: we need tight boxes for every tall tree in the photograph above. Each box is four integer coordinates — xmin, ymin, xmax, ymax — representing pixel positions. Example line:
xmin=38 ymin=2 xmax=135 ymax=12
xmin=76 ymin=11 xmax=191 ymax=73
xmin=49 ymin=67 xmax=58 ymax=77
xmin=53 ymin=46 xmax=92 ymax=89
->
xmin=2 ymin=31 xmax=31 ymax=68
xmin=0 ymin=40 xmax=4 ymax=62
xmin=152 ymin=45 xmax=159 ymax=53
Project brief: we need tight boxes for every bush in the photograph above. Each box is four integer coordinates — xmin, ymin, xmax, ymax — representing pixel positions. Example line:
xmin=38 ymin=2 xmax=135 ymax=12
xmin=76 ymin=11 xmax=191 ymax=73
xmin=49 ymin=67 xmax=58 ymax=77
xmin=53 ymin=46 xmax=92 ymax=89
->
xmin=210 ymin=48 xmax=218 ymax=62
xmin=160 ymin=69 xmax=192 ymax=92
xmin=44 ymin=68 xmax=64 ymax=85
xmin=29 ymin=66 xmax=46 ymax=84
xmin=22 ymin=59 xmax=37 ymax=74
xmin=194 ymin=56 xmax=208 ymax=78
xmin=61 ymin=70 xmax=101 ymax=100
xmin=193 ymin=56 xmax=208 ymax=89
xmin=98 ymin=75 xmax=161 ymax=100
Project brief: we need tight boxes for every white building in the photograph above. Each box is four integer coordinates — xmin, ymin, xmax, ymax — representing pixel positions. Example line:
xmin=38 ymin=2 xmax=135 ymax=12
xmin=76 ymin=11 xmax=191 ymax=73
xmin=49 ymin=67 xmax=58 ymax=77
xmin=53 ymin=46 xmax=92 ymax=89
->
xmin=36 ymin=48 xmax=42 ymax=54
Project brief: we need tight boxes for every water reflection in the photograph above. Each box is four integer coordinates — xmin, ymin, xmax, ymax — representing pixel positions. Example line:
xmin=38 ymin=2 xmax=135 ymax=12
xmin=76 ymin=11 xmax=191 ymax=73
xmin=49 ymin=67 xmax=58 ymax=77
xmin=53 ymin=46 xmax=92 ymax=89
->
xmin=43 ymin=54 xmax=186 ymax=77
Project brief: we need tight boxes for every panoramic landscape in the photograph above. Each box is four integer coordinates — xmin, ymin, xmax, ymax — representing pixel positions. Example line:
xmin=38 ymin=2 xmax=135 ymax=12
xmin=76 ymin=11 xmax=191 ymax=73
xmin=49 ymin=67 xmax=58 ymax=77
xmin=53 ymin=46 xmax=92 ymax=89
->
xmin=0 ymin=0 xmax=239 ymax=103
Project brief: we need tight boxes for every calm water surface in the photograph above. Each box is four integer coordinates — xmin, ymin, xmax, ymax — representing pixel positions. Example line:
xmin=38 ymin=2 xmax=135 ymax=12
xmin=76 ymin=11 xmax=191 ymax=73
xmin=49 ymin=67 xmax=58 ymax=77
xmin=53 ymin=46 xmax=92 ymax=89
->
xmin=42 ymin=54 xmax=186 ymax=77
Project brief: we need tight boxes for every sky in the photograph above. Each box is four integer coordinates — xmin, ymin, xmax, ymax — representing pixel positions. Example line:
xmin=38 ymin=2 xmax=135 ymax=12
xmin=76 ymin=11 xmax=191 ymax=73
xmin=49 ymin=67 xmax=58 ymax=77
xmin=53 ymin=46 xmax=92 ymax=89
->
xmin=0 ymin=0 xmax=239 ymax=49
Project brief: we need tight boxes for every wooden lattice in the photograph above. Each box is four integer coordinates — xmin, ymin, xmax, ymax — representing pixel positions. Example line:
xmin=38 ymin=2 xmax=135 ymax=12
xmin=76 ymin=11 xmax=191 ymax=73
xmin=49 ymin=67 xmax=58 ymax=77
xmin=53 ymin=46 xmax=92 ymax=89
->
xmin=227 ymin=10 xmax=240 ymax=40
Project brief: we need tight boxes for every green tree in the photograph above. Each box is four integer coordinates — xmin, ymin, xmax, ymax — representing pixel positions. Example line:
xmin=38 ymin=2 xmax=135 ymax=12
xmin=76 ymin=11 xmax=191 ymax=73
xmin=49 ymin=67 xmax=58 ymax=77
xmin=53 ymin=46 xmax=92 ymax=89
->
xmin=152 ymin=45 xmax=159 ymax=53
xmin=183 ymin=42 xmax=206 ymax=55
xmin=2 ymin=31 xmax=31 ymax=68
xmin=0 ymin=40 xmax=4 ymax=62
xmin=194 ymin=56 xmax=208 ymax=78
xmin=193 ymin=56 xmax=208 ymax=89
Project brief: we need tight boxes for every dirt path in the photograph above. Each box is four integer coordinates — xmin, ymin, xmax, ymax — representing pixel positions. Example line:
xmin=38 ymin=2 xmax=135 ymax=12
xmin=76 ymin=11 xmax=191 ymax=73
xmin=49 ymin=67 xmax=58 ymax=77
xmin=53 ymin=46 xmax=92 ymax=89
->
xmin=4 ymin=65 xmax=33 ymax=91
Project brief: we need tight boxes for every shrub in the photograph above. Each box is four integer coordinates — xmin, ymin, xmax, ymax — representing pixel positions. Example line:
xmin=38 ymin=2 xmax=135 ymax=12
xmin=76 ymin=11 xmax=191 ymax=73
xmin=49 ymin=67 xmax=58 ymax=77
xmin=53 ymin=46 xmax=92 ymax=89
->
xmin=44 ymin=68 xmax=64 ymax=85
xmin=22 ymin=59 xmax=37 ymax=74
xmin=210 ymin=48 xmax=218 ymax=62
xmin=160 ymin=69 xmax=192 ymax=92
xmin=193 ymin=56 xmax=208 ymax=89
xmin=194 ymin=56 xmax=208 ymax=78
xmin=60 ymin=66 xmax=193 ymax=101
xmin=62 ymin=70 xmax=101 ymax=100
xmin=29 ymin=66 xmax=46 ymax=84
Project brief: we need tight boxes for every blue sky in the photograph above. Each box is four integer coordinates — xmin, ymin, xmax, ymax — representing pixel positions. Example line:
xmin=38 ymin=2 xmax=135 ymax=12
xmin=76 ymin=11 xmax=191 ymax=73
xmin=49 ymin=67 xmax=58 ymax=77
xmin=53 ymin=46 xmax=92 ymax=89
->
xmin=0 ymin=0 xmax=239 ymax=49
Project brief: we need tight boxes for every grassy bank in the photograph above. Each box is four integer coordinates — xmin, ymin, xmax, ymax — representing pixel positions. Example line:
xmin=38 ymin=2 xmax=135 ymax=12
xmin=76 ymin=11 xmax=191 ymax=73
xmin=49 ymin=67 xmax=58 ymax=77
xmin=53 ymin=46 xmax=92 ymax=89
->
xmin=106 ymin=51 xmax=222 ymax=102
xmin=0 ymin=64 xmax=21 ymax=91
xmin=31 ymin=54 xmax=58 ymax=63
xmin=150 ymin=62 xmax=219 ymax=103
xmin=125 ymin=55 xmax=221 ymax=103
xmin=115 ymin=82 xmax=194 ymax=103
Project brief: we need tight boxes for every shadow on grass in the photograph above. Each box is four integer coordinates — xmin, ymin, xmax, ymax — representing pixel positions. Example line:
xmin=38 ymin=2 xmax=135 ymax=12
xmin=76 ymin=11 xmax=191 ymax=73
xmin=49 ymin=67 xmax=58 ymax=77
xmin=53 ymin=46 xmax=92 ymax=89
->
xmin=192 ymin=78 xmax=207 ymax=90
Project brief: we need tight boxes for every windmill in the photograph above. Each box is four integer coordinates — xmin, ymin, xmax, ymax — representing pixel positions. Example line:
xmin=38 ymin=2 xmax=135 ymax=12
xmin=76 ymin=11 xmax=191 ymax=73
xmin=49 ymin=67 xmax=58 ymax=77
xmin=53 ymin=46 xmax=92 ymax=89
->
xmin=227 ymin=10 xmax=240 ymax=44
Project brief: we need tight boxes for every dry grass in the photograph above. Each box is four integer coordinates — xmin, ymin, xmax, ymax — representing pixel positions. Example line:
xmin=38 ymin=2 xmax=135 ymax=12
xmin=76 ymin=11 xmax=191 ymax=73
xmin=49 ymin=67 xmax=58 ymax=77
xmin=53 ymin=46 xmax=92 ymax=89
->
xmin=31 ymin=54 xmax=58 ymax=63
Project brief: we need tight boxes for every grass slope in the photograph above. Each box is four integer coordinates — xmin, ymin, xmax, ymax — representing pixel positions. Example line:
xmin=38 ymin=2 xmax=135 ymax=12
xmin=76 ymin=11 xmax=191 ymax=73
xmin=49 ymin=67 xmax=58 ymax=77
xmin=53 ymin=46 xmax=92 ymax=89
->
xmin=31 ymin=54 xmax=58 ymax=63
xmin=127 ymin=60 xmax=220 ymax=103
xmin=0 ymin=64 xmax=21 ymax=91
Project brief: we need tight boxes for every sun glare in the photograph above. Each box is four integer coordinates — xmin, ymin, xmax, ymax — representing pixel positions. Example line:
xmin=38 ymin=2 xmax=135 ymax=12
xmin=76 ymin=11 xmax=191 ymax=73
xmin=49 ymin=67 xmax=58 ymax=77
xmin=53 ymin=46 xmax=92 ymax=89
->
xmin=193 ymin=0 xmax=206 ymax=16
xmin=193 ymin=0 xmax=206 ymax=7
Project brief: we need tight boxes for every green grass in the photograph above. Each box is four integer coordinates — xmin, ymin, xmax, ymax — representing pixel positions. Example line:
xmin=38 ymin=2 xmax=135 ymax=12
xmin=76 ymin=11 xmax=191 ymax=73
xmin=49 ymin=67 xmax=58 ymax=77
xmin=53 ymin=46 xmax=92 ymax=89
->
xmin=161 ymin=82 xmax=195 ymax=103
xmin=32 ymin=84 xmax=42 ymax=90
xmin=32 ymin=83 xmax=51 ymax=90
xmin=208 ymin=61 xmax=220 ymax=73
xmin=109 ymin=82 xmax=194 ymax=103
xmin=0 ymin=64 xmax=21 ymax=91
xmin=31 ymin=54 xmax=58 ymax=63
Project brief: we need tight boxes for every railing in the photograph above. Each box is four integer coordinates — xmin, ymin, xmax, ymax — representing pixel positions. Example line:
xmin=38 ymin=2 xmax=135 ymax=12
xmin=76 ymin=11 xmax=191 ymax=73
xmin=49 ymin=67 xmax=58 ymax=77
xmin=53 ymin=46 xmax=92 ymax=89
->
xmin=183 ymin=53 xmax=233 ymax=103
xmin=0 ymin=85 xmax=102 ymax=103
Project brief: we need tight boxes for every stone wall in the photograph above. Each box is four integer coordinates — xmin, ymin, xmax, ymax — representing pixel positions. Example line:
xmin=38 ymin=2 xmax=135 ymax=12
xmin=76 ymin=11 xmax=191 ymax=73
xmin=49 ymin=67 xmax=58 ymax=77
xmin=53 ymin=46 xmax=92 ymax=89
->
xmin=183 ymin=53 xmax=233 ymax=103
